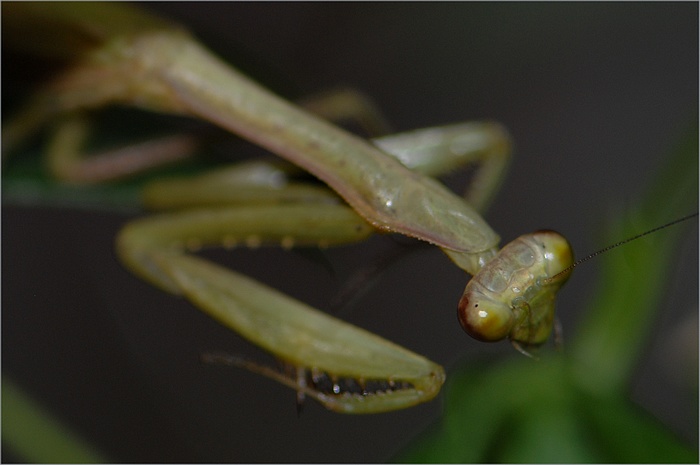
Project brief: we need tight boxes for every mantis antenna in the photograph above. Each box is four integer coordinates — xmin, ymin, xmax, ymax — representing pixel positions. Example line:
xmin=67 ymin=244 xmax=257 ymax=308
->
xmin=544 ymin=212 xmax=699 ymax=285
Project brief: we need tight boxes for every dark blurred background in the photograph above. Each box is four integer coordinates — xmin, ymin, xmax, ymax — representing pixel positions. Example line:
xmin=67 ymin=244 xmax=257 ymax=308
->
xmin=3 ymin=3 xmax=697 ymax=462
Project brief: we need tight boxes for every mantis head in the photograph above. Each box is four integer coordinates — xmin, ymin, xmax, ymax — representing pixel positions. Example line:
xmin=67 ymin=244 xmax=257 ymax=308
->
xmin=457 ymin=231 xmax=574 ymax=349
xmin=456 ymin=213 xmax=698 ymax=352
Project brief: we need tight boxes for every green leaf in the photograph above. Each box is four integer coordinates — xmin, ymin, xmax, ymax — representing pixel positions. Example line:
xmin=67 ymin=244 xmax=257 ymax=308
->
xmin=2 ymin=377 xmax=110 ymax=463
xmin=396 ymin=125 xmax=698 ymax=463
xmin=571 ymin=125 xmax=699 ymax=393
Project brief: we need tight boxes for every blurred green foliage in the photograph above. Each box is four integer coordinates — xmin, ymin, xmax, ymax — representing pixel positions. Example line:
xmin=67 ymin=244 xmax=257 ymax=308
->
xmin=396 ymin=126 xmax=698 ymax=463
xmin=2 ymin=378 xmax=109 ymax=463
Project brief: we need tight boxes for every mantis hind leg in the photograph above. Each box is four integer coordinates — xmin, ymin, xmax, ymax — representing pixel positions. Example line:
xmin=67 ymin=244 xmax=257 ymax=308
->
xmin=374 ymin=122 xmax=512 ymax=213
xmin=44 ymin=113 xmax=200 ymax=184
xmin=297 ymin=87 xmax=394 ymax=137
xmin=5 ymin=79 xmax=394 ymax=185
xmin=374 ymin=121 xmax=512 ymax=212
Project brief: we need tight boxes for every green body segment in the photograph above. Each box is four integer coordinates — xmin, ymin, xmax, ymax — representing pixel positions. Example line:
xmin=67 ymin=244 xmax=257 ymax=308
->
xmin=116 ymin=204 xmax=444 ymax=413
xmin=141 ymin=161 xmax=341 ymax=210
xmin=157 ymin=40 xmax=500 ymax=256
xmin=4 ymin=2 xmax=500 ymax=269
xmin=116 ymin=204 xmax=374 ymax=293
xmin=163 ymin=254 xmax=445 ymax=413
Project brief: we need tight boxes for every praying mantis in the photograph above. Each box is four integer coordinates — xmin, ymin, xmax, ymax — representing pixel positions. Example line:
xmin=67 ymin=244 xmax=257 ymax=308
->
xmin=2 ymin=3 xmax=696 ymax=454
xmin=4 ymin=1 xmax=577 ymax=414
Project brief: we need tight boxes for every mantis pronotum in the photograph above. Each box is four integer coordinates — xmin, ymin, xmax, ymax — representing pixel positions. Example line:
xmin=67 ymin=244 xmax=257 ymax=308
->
xmin=4 ymin=2 xmax=696 ymax=446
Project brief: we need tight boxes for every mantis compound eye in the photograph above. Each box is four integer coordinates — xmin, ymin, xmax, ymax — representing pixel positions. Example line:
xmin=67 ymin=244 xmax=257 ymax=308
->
xmin=458 ymin=292 xmax=514 ymax=342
